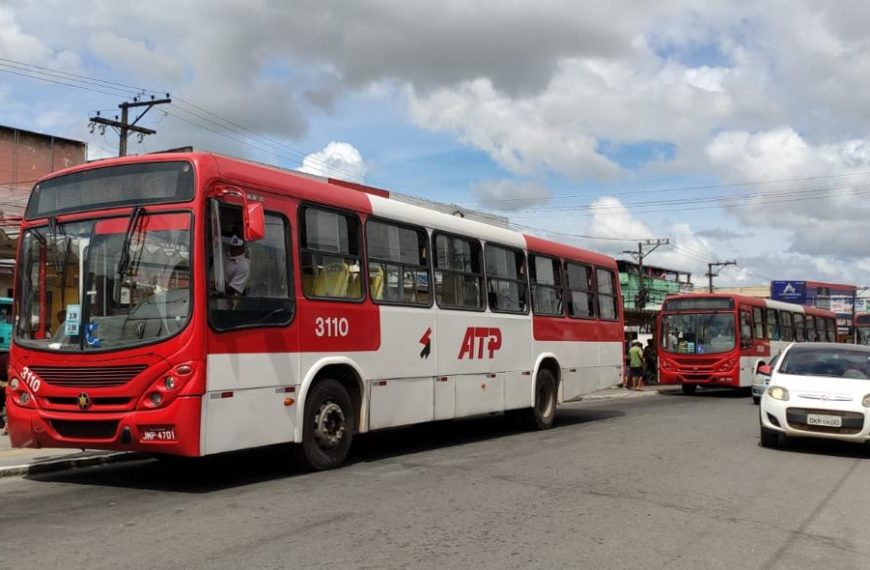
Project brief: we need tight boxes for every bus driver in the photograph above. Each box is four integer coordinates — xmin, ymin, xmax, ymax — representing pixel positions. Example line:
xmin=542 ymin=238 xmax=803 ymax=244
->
xmin=224 ymin=234 xmax=250 ymax=295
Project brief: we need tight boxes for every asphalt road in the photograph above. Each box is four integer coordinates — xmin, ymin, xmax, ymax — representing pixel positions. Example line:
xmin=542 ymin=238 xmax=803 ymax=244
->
xmin=2 ymin=390 xmax=870 ymax=569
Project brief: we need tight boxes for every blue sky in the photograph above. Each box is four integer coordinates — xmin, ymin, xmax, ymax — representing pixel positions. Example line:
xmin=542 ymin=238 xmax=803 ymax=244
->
xmin=2 ymin=1 xmax=870 ymax=288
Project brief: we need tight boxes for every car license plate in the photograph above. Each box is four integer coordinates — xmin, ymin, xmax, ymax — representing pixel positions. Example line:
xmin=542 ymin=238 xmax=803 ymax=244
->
xmin=807 ymin=414 xmax=842 ymax=428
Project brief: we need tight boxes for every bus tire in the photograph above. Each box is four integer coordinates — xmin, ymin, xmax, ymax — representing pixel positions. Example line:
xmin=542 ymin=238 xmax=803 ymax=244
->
xmin=297 ymin=379 xmax=354 ymax=471
xmin=513 ymin=369 xmax=557 ymax=430
xmin=681 ymin=384 xmax=697 ymax=395
xmin=760 ymin=426 xmax=781 ymax=448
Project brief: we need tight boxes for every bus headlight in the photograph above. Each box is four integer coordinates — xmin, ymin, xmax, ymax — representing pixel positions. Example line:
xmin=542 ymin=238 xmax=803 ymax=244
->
xmin=149 ymin=392 xmax=163 ymax=407
xmin=862 ymin=394 xmax=870 ymax=407
xmin=9 ymin=377 xmax=18 ymax=390
xmin=768 ymin=386 xmax=790 ymax=401
xmin=164 ymin=376 xmax=177 ymax=390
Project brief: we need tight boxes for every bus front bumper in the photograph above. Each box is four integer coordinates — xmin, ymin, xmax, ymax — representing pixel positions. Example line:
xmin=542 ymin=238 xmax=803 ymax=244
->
xmin=6 ymin=395 xmax=202 ymax=457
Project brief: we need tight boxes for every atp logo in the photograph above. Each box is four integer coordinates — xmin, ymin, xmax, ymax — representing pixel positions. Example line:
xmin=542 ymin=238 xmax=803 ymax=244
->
xmin=458 ymin=327 xmax=502 ymax=360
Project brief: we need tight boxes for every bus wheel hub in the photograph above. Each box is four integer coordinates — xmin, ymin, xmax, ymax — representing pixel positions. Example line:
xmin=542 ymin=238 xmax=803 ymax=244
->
xmin=314 ymin=401 xmax=345 ymax=449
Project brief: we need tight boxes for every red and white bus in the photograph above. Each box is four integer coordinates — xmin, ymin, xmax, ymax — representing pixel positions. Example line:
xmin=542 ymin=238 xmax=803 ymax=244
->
xmin=855 ymin=313 xmax=870 ymax=345
xmin=5 ymin=152 xmax=624 ymax=470
xmin=657 ymin=294 xmax=837 ymax=394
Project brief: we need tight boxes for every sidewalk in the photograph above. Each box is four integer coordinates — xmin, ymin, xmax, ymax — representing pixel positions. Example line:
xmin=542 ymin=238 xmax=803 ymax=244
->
xmin=580 ymin=383 xmax=678 ymax=401
xmin=0 ymin=430 xmax=136 ymax=478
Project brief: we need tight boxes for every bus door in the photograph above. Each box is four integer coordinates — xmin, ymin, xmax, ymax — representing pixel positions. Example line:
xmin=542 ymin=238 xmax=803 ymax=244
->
xmin=203 ymin=196 xmax=300 ymax=454
xmin=739 ymin=307 xmax=767 ymax=385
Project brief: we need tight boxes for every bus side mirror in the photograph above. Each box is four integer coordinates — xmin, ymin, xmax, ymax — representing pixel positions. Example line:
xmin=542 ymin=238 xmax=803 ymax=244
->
xmin=243 ymin=202 xmax=265 ymax=242
xmin=757 ymin=364 xmax=772 ymax=376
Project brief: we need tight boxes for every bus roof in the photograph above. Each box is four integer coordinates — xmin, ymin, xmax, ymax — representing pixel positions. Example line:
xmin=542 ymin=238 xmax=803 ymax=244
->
xmin=662 ymin=293 xmax=836 ymax=317
xmin=29 ymin=151 xmax=618 ymax=269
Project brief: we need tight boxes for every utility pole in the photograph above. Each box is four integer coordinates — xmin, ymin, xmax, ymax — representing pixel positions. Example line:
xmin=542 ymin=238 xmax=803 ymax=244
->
xmin=622 ymin=238 xmax=670 ymax=309
xmin=89 ymin=95 xmax=171 ymax=156
xmin=706 ymin=260 xmax=737 ymax=293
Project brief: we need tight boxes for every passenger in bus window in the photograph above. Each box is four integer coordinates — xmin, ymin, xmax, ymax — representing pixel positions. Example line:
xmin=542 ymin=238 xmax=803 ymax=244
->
xmin=224 ymin=234 xmax=250 ymax=295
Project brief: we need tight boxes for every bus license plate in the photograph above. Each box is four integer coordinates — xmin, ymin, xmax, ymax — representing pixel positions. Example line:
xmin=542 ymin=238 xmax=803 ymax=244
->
xmin=141 ymin=427 xmax=176 ymax=441
xmin=807 ymin=414 xmax=842 ymax=428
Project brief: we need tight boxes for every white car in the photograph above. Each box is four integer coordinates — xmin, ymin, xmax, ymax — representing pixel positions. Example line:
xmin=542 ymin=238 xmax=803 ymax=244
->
xmin=760 ymin=342 xmax=870 ymax=448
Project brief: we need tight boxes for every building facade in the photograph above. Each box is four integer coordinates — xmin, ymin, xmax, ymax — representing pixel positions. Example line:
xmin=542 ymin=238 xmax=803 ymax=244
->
xmin=0 ymin=125 xmax=87 ymax=295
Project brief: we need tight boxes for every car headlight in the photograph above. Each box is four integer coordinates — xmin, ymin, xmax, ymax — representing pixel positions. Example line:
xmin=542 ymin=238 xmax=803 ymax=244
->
xmin=768 ymin=386 xmax=790 ymax=401
xmin=862 ymin=394 xmax=870 ymax=407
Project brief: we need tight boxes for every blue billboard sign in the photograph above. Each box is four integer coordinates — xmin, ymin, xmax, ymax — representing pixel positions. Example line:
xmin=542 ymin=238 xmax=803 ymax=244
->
xmin=771 ymin=281 xmax=807 ymax=304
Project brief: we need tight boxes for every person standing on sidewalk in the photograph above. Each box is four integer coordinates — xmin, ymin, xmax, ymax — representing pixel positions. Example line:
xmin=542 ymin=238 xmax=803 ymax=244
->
xmin=643 ymin=339 xmax=658 ymax=385
xmin=628 ymin=340 xmax=645 ymax=390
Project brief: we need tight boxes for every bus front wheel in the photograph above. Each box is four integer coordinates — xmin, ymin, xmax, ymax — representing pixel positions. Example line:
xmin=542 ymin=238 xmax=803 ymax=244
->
xmin=681 ymin=384 xmax=697 ymax=395
xmin=298 ymin=379 xmax=354 ymax=471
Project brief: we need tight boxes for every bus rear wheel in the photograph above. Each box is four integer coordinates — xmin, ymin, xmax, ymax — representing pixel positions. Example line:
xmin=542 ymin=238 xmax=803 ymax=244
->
xmin=681 ymin=384 xmax=697 ymax=395
xmin=511 ymin=369 xmax=557 ymax=430
xmin=298 ymin=379 xmax=354 ymax=471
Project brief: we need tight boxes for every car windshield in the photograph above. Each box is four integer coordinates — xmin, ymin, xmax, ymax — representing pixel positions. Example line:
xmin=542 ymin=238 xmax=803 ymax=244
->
xmin=660 ymin=312 xmax=736 ymax=355
xmin=15 ymin=212 xmax=192 ymax=352
xmin=778 ymin=346 xmax=870 ymax=379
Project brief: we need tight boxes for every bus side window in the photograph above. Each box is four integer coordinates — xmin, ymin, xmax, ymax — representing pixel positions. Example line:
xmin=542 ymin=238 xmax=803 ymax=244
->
xmin=766 ymin=308 xmax=779 ymax=340
xmin=433 ymin=233 xmax=484 ymax=310
xmin=565 ymin=262 xmax=594 ymax=318
xmin=529 ymin=254 xmax=563 ymax=316
xmin=596 ymin=268 xmax=618 ymax=321
xmin=208 ymin=204 xmax=294 ymax=331
xmin=366 ymin=219 xmax=430 ymax=307
xmin=300 ymin=207 xmax=363 ymax=301
xmin=485 ymin=244 xmax=528 ymax=314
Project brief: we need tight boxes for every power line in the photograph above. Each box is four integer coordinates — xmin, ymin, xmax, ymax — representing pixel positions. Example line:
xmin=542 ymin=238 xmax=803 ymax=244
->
xmin=458 ymin=171 xmax=870 ymax=206
xmin=0 ymin=57 xmax=386 ymax=187
xmin=508 ymin=221 xmax=655 ymax=242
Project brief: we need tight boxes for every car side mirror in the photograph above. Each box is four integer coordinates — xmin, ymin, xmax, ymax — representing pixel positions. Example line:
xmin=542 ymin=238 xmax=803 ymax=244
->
xmin=757 ymin=364 xmax=772 ymax=376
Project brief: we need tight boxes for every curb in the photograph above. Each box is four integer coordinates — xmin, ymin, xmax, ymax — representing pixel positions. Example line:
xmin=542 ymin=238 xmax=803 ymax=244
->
xmin=0 ymin=451 xmax=144 ymax=479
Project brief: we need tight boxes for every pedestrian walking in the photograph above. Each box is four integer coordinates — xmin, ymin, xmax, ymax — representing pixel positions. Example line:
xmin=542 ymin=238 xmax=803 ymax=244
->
xmin=628 ymin=340 xmax=645 ymax=390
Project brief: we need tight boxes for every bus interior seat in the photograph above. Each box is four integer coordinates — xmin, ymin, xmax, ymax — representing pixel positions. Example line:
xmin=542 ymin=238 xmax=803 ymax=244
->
xmin=369 ymin=266 xmax=385 ymax=300
xmin=314 ymin=263 xmax=350 ymax=297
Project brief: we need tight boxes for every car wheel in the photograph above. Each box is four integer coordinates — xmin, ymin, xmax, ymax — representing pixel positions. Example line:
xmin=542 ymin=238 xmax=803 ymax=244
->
xmin=760 ymin=426 xmax=781 ymax=448
xmin=681 ymin=384 xmax=697 ymax=395
xmin=297 ymin=379 xmax=354 ymax=471
xmin=752 ymin=396 xmax=760 ymax=405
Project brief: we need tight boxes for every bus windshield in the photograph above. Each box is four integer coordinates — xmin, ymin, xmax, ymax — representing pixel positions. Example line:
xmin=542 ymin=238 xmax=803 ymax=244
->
xmin=15 ymin=212 xmax=192 ymax=352
xmin=661 ymin=312 xmax=736 ymax=355
xmin=858 ymin=326 xmax=870 ymax=346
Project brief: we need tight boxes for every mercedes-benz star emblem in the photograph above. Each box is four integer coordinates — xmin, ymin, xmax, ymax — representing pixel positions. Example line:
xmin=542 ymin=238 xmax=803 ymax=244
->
xmin=77 ymin=393 xmax=91 ymax=411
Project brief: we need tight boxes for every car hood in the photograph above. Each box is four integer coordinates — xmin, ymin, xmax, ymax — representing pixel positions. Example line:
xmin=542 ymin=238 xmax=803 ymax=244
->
xmin=773 ymin=374 xmax=870 ymax=401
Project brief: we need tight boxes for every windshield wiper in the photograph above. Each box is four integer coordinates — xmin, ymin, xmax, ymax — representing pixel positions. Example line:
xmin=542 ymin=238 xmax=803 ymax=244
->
xmin=114 ymin=206 xmax=145 ymax=304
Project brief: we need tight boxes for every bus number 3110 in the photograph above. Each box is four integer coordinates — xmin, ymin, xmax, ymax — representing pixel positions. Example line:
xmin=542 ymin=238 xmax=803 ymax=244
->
xmin=315 ymin=317 xmax=350 ymax=338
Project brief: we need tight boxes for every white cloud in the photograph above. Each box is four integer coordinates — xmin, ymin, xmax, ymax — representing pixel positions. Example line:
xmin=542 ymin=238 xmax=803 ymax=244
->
xmin=298 ymin=141 xmax=367 ymax=183
xmin=4 ymin=1 xmax=870 ymax=282
xmin=472 ymin=179 xmax=552 ymax=211
xmin=706 ymin=127 xmax=870 ymax=258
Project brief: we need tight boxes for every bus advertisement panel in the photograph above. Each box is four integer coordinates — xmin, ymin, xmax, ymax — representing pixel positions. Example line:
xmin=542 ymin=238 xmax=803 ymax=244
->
xmin=5 ymin=152 xmax=625 ymax=470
